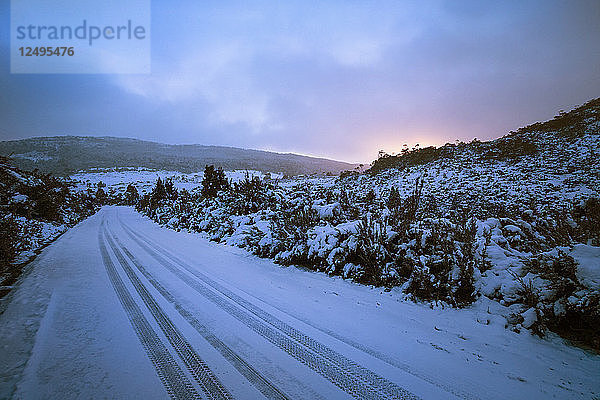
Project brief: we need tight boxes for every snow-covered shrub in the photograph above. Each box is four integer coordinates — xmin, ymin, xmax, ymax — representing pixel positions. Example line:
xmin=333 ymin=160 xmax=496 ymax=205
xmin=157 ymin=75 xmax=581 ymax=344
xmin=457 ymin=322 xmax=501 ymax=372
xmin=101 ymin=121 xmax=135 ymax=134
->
xmin=201 ymin=165 xmax=228 ymax=198
xmin=531 ymin=251 xmax=579 ymax=300
xmin=0 ymin=156 xmax=100 ymax=276
xmin=398 ymin=217 xmax=478 ymax=306
xmin=573 ymin=197 xmax=600 ymax=246
xmin=453 ymin=217 xmax=478 ymax=306
xmin=3 ymin=170 xmax=73 ymax=223
xmin=0 ymin=215 xmax=19 ymax=266
xmin=387 ymin=178 xmax=423 ymax=229
xmin=350 ymin=215 xmax=392 ymax=285
xmin=271 ymin=204 xmax=319 ymax=266
xmin=132 ymin=100 xmax=600 ymax=348
xmin=337 ymin=186 xmax=360 ymax=220
xmin=225 ymin=174 xmax=279 ymax=215
xmin=520 ymin=250 xmax=600 ymax=343
xmin=476 ymin=228 xmax=493 ymax=273
xmin=123 ymin=183 xmax=140 ymax=205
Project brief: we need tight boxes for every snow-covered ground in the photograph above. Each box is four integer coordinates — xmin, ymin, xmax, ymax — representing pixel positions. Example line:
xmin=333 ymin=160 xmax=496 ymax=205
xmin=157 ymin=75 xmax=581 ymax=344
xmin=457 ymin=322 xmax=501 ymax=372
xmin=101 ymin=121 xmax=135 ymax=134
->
xmin=69 ymin=167 xmax=284 ymax=195
xmin=1 ymin=206 xmax=598 ymax=399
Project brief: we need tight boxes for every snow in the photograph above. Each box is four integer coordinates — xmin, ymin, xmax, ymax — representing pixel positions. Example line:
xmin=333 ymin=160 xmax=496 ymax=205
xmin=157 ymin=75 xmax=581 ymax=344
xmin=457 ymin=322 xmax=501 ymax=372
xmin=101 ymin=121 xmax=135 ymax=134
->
xmin=312 ymin=201 xmax=341 ymax=219
xmin=69 ymin=168 xmax=284 ymax=196
xmin=343 ymin=263 xmax=359 ymax=278
xmin=11 ymin=151 xmax=53 ymax=162
xmin=5 ymin=169 xmax=30 ymax=185
xmin=69 ymin=168 xmax=203 ymax=194
xmin=335 ymin=221 xmax=361 ymax=235
xmin=571 ymin=244 xmax=600 ymax=290
xmin=521 ymin=308 xmax=538 ymax=329
xmin=503 ymin=225 xmax=522 ymax=235
xmin=10 ymin=194 xmax=28 ymax=203
xmin=1 ymin=206 xmax=598 ymax=399
xmin=111 ymin=125 xmax=599 ymax=367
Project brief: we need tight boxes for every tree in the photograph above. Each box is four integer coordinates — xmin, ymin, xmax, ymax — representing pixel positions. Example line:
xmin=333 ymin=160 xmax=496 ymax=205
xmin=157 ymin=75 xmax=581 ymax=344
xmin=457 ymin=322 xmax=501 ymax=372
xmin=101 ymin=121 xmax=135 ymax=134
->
xmin=201 ymin=165 xmax=228 ymax=198
xmin=151 ymin=177 xmax=166 ymax=202
xmin=95 ymin=181 xmax=107 ymax=204
xmin=164 ymin=178 xmax=178 ymax=200
xmin=145 ymin=177 xmax=168 ymax=213
xmin=387 ymin=186 xmax=401 ymax=209
xmin=124 ymin=184 xmax=140 ymax=205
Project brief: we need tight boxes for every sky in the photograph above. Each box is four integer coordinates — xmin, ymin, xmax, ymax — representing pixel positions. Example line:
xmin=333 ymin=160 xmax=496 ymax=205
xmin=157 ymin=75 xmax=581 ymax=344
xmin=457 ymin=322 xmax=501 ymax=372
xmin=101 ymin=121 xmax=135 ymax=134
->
xmin=1 ymin=0 xmax=599 ymax=164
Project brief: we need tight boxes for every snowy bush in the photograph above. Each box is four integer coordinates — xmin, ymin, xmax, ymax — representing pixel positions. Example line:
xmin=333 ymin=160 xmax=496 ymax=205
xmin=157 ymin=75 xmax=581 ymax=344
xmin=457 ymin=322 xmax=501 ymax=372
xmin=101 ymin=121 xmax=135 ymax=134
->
xmin=0 ymin=156 xmax=100 ymax=278
xmin=573 ymin=197 xmax=600 ymax=246
xmin=136 ymin=141 xmax=600 ymax=349
xmin=0 ymin=215 xmax=19 ymax=266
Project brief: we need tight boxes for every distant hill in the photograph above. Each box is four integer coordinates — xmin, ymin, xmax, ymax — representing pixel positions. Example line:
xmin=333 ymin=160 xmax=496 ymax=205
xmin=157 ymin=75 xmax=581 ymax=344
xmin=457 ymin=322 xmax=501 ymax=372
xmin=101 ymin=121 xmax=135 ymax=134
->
xmin=0 ymin=136 xmax=357 ymax=176
xmin=360 ymin=97 xmax=599 ymax=219
xmin=368 ymin=97 xmax=600 ymax=174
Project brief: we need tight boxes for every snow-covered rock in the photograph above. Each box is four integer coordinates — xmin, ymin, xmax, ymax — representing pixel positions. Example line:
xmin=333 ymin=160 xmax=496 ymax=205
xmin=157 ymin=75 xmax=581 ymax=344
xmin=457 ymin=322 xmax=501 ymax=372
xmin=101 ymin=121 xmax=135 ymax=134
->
xmin=570 ymin=244 xmax=600 ymax=290
xmin=521 ymin=307 xmax=538 ymax=329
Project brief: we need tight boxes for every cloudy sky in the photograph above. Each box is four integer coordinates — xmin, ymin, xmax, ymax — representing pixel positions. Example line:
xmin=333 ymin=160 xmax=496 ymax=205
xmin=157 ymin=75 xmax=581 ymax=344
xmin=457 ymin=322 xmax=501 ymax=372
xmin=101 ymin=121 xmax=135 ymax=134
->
xmin=1 ymin=0 xmax=599 ymax=163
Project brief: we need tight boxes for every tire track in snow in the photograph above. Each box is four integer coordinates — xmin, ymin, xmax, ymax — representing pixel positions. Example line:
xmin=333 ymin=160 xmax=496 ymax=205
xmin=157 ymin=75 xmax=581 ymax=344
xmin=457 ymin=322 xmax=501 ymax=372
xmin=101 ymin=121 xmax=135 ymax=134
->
xmin=234 ymin=288 xmax=480 ymax=400
xmin=119 ymin=219 xmax=421 ymax=400
xmin=103 ymin=226 xmax=232 ymax=400
xmin=119 ymin=222 xmax=384 ymax=399
xmin=97 ymin=222 xmax=200 ymax=400
xmin=106 ymin=224 xmax=291 ymax=400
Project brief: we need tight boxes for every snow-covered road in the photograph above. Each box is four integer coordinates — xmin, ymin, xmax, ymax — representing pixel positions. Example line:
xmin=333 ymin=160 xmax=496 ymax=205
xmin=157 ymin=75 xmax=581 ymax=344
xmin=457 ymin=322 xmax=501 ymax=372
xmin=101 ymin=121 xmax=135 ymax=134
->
xmin=1 ymin=207 xmax=598 ymax=399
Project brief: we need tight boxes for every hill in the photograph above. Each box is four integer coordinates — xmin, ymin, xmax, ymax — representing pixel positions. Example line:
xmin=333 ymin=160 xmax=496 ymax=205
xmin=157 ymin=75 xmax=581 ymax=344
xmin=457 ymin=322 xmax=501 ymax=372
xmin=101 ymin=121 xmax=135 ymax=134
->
xmin=131 ymin=97 xmax=600 ymax=349
xmin=369 ymin=97 xmax=600 ymax=174
xmin=0 ymin=136 xmax=357 ymax=176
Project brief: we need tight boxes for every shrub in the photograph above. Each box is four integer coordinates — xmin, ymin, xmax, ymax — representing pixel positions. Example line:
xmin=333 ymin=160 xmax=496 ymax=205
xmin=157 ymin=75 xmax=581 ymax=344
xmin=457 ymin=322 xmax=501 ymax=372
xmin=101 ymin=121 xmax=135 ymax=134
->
xmin=368 ymin=146 xmax=443 ymax=174
xmin=20 ymin=172 xmax=70 ymax=222
xmin=0 ymin=215 xmax=19 ymax=270
xmin=226 ymin=174 xmax=275 ymax=215
xmin=339 ymin=170 xmax=359 ymax=179
xmin=387 ymin=178 xmax=423 ymax=233
xmin=454 ymin=217 xmax=478 ymax=306
xmin=124 ymin=184 xmax=140 ymax=206
xmin=522 ymin=251 xmax=600 ymax=344
xmin=531 ymin=251 xmax=579 ymax=299
xmin=352 ymin=215 xmax=392 ymax=285
xmin=574 ymin=197 xmax=600 ymax=246
xmin=201 ymin=165 xmax=228 ymax=198
xmin=482 ymin=136 xmax=538 ymax=160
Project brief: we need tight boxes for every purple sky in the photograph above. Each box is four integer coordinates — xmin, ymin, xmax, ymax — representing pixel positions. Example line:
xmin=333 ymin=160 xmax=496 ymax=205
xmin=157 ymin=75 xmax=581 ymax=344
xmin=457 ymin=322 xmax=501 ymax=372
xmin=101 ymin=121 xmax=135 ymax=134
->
xmin=1 ymin=1 xmax=599 ymax=163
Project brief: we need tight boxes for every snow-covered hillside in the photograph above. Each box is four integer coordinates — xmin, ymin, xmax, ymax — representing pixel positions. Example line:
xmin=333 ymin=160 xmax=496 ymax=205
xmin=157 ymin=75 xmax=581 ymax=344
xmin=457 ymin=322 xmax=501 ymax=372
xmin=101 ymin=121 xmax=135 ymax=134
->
xmin=0 ymin=156 xmax=99 ymax=296
xmin=132 ymin=99 xmax=600 ymax=350
xmin=0 ymin=136 xmax=356 ymax=176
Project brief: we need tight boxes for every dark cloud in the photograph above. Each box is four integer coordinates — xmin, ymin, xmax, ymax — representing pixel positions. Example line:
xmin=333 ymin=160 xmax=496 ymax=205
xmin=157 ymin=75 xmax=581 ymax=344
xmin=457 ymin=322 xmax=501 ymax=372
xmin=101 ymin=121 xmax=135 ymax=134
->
xmin=1 ymin=0 xmax=599 ymax=163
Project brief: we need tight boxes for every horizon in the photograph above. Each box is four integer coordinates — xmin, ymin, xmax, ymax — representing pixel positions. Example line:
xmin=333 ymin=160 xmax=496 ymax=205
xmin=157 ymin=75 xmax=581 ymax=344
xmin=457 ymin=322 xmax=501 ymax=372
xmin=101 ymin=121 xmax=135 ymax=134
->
xmin=0 ymin=94 xmax=594 ymax=167
xmin=0 ymin=134 xmax=359 ymax=164
xmin=1 ymin=1 xmax=600 ymax=164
